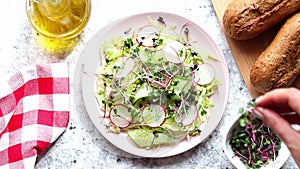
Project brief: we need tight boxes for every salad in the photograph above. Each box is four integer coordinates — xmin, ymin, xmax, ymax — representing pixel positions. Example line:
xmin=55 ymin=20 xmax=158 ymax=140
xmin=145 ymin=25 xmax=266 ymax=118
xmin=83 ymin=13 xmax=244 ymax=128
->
xmin=229 ymin=101 xmax=281 ymax=169
xmin=96 ymin=16 xmax=220 ymax=149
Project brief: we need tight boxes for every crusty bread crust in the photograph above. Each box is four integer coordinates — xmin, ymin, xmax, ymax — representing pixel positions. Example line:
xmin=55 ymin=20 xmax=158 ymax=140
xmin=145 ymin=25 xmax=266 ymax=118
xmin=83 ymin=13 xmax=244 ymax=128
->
xmin=250 ymin=12 xmax=300 ymax=93
xmin=223 ymin=0 xmax=300 ymax=40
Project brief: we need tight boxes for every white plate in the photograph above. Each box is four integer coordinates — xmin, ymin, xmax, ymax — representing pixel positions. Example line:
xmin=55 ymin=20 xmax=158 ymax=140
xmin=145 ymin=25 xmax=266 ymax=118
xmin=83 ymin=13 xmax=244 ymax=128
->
xmin=81 ymin=12 xmax=229 ymax=157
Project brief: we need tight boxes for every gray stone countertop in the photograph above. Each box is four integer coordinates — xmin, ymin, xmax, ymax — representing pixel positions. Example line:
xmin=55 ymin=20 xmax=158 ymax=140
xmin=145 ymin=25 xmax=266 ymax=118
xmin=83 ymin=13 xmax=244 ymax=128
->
xmin=0 ymin=0 xmax=297 ymax=168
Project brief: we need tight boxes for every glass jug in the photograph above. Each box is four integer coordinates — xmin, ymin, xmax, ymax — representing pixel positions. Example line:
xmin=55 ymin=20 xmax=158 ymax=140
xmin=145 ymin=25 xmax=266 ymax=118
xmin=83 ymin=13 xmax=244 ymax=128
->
xmin=26 ymin=0 xmax=91 ymax=39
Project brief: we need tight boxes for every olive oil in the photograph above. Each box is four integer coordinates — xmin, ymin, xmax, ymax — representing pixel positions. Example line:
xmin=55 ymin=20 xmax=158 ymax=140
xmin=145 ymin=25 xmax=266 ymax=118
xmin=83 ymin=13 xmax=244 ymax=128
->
xmin=27 ymin=0 xmax=91 ymax=39
xmin=26 ymin=0 xmax=91 ymax=54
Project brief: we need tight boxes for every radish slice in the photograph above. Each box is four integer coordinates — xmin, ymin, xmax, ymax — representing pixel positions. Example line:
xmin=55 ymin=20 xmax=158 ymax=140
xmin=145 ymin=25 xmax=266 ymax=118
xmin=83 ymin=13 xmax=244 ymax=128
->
xmin=163 ymin=41 xmax=185 ymax=64
xmin=110 ymin=104 xmax=132 ymax=128
xmin=136 ymin=25 xmax=160 ymax=48
xmin=193 ymin=63 xmax=215 ymax=85
xmin=142 ymin=105 xmax=166 ymax=127
xmin=115 ymin=58 xmax=136 ymax=79
xmin=136 ymin=33 xmax=158 ymax=48
xmin=175 ymin=104 xmax=198 ymax=126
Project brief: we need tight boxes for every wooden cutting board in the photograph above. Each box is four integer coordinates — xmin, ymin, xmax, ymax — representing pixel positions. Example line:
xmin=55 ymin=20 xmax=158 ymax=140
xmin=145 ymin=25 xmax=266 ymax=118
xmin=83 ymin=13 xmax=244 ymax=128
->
xmin=211 ymin=0 xmax=299 ymax=98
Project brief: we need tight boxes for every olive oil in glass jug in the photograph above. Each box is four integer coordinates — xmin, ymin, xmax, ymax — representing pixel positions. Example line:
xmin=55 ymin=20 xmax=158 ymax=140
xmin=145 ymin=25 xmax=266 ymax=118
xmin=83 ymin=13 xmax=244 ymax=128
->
xmin=26 ymin=0 xmax=91 ymax=54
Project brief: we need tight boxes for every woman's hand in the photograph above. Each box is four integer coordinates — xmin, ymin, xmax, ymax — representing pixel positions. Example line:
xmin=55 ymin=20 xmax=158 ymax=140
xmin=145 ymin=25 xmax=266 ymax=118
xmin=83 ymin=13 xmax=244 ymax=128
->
xmin=252 ymin=87 xmax=300 ymax=167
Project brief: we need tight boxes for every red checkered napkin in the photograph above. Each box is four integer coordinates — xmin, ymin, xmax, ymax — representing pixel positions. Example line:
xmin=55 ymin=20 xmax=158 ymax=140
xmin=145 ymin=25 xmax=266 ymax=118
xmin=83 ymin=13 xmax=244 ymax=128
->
xmin=0 ymin=63 xmax=70 ymax=169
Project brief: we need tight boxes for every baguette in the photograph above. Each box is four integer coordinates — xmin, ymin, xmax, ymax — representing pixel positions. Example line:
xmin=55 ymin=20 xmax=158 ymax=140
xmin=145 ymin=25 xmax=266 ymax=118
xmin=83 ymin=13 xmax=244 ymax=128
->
xmin=223 ymin=0 xmax=300 ymax=40
xmin=250 ymin=12 xmax=300 ymax=93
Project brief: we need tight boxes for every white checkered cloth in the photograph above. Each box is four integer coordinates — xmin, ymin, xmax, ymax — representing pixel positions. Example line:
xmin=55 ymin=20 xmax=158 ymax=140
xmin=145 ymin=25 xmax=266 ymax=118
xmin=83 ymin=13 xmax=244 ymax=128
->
xmin=0 ymin=63 xmax=70 ymax=169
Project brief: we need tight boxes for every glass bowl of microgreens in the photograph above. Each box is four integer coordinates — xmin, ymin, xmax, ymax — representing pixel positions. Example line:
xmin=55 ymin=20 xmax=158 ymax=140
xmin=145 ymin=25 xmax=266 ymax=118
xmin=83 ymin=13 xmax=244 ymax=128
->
xmin=223 ymin=101 xmax=290 ymax=169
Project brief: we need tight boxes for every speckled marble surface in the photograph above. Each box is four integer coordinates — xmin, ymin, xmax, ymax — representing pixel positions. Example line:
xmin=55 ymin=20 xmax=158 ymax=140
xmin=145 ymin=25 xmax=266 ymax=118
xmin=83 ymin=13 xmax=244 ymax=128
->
xmin=0 ymin=0 xmax=298 ymax=168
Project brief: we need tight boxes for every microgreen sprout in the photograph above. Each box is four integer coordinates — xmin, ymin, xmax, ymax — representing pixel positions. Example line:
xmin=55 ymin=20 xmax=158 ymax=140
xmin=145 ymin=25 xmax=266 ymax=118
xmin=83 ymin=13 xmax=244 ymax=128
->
xmin=229 ymin=100 xmax=281 ymax=169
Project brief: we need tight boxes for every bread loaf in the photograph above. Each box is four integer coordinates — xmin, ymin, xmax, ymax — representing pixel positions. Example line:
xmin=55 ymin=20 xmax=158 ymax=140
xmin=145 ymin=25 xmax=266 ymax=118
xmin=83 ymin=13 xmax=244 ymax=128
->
xmin=250 ymin=12 xmax=300 ymax=93
xmin=222 ymin=0 xmax=300 ymax=40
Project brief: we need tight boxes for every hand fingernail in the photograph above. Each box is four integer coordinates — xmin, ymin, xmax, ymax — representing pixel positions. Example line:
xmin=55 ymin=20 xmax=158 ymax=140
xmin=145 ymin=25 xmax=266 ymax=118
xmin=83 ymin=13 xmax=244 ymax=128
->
xmin=255 ymin=96 xmax=263 ymax=104
xmin=252 ymin=107 xmax=264 ymax=119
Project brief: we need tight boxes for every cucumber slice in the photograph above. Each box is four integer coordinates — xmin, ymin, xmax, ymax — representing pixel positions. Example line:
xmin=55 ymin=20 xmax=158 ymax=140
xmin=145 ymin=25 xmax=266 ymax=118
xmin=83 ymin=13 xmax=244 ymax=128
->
xmin=127 ymin=129 xmax=154 ymax=148
xmin=152 ymin=132 xmax=174 ymax=145
xmin=132 ymin=85 xmax=150 ymax=104
xmin=127 ymin=128 xmax=173 ymax=148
